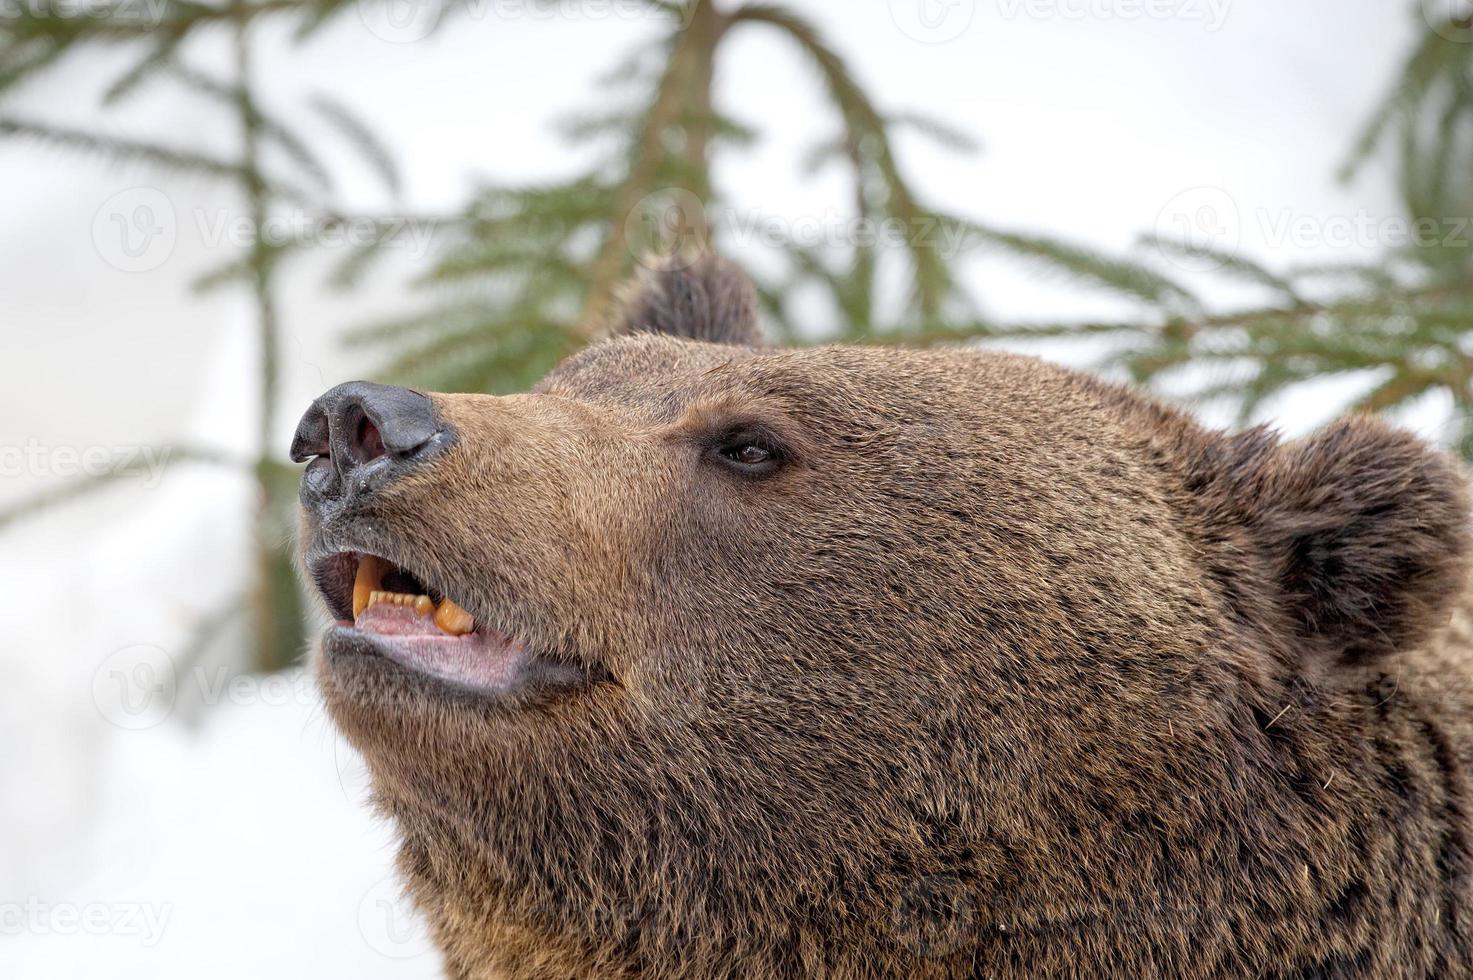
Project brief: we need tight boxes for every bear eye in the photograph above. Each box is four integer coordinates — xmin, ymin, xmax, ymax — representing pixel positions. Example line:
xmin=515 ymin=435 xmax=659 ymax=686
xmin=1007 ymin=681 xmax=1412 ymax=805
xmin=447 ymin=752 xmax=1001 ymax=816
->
xmin=709 ymin=429 xmax=786 ymax=477
xmin=727 ymin=444 xmax=771 ymax=466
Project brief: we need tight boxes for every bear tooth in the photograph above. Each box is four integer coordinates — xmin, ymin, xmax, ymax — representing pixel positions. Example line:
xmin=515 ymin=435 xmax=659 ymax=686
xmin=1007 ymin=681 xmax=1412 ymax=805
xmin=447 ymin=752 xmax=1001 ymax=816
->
xmin=353 ymin=557 xmax=391 ymax=618
xmin=434 ymin=598 xmax=475 ymax=636
xmin=415 ymin=595 xmax=434 ymax=617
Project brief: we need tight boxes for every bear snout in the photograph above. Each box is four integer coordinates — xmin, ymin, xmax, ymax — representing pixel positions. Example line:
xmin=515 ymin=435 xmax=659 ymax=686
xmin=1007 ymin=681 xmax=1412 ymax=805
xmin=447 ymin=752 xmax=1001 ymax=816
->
xmin=291 ymin=380 xmax=452 ymax=516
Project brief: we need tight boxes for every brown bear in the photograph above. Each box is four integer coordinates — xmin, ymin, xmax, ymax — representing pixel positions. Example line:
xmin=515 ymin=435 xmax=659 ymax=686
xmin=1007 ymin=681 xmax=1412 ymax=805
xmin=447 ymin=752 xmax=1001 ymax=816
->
xmin=292 ymin=255 xmax=1473 ymax=978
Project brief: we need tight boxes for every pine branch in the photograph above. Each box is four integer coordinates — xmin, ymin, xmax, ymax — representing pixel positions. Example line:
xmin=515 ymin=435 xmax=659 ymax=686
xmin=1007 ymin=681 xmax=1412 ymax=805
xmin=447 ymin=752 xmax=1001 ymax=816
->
xmin=1138 ymin=233 xmax=1299 ymax=301
xmin=731 ymin=2 xmax=957 ymax=320
xmin=0 ymin=116 xmax=248 ymax=179
xmin=888 ymin=110 xmax=981 ymax=154
xmin=161 ymin=64 xmax=333 ymax=191
xmin=102 ymin=34 xmax=185 ymax=103
xmin=966 ymin=222 xmax=1199 ymax=310
xmin=1341 ymin=27 xmax=1469 ymax=183
xmin=569 ymin=6 xmax=720 ymax=337
xmin=309 ymin=93 xmax=402 ymax=197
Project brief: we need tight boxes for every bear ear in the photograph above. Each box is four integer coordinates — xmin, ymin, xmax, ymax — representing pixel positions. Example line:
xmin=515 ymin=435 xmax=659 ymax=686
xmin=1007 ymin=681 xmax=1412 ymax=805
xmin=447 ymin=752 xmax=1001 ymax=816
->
xmin=609 ymin=253 xmax=763 ymax=346
xmin=1228 ymin=417 xmax=1471 ymax=665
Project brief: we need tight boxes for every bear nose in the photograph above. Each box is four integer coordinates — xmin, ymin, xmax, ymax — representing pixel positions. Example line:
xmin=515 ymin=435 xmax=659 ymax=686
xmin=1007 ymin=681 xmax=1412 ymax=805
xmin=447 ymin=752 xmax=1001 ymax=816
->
xmin=291 ymin=381 xmax=443 ymax=506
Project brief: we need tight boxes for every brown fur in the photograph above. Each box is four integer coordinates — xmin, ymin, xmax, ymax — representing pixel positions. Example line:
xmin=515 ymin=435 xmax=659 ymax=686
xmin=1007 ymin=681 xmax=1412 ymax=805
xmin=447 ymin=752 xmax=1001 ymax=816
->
xmin=304 ymin=256 xmax=1473 ymax=978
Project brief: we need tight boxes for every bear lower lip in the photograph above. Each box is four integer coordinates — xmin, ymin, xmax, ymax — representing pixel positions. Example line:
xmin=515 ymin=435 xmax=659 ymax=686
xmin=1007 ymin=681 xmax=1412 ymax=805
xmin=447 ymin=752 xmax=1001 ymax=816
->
xmin=326 ymin=612 xmax=534 ymax=694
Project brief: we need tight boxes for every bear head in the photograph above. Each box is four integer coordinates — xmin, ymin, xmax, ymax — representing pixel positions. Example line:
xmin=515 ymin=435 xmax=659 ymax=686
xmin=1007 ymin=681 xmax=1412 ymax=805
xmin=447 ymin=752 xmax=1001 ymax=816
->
xmin=294 ymin=255 xmax=1473 ymax=978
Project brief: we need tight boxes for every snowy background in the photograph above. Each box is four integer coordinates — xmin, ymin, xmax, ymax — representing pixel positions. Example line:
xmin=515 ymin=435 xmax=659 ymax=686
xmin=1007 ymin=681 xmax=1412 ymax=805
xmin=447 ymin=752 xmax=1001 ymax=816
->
xmin=0 ymin=1 xmax=1445 ymax=976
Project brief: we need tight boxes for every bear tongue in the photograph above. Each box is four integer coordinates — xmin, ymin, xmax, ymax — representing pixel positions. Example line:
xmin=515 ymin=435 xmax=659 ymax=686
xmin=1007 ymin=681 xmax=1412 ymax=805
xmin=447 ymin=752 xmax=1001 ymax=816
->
xmin=355 ymin=602 xmax=449 ymax=637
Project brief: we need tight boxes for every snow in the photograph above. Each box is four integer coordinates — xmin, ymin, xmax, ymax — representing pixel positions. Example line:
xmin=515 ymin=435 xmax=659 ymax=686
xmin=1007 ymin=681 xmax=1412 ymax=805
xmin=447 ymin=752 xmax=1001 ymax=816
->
xmin=0 ymin=676 xmax=441 ymax=979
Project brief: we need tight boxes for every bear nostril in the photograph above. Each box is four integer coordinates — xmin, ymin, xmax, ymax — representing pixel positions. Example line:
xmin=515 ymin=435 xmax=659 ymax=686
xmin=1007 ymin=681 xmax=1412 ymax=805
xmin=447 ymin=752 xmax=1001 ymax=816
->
xmin=351 ymin=410 xmax=388 ymax=466
xmin=291 ymin=381 xmax=444 ymax=501
xmin=342 ymin=384 xmax=439 ymax=459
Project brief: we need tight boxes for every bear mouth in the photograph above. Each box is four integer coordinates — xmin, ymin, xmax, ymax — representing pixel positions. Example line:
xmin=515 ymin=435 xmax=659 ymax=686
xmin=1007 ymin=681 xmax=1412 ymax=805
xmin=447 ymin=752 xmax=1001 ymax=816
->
xmin=309 ymin=550 xmax=603 ymax=697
